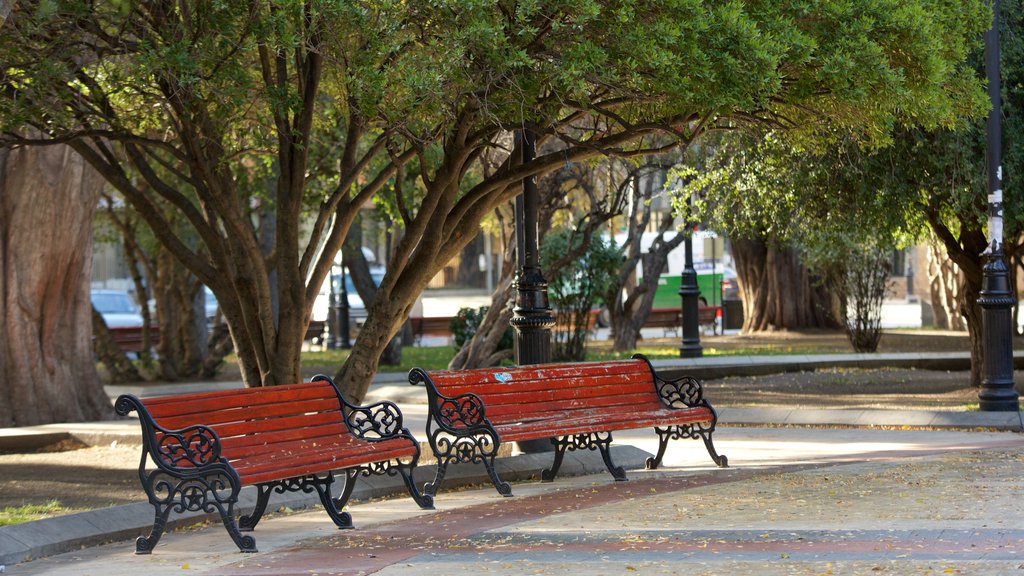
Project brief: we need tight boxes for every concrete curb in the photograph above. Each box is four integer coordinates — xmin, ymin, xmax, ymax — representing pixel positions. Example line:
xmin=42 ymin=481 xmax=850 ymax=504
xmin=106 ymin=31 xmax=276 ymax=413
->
xmin=650 ymin=351 xmax=1024 ymax=380
xmin=718 ymin=407 xmax=1024 ymax=431
xmin=0 ymin=446 xmax=652 ymax=566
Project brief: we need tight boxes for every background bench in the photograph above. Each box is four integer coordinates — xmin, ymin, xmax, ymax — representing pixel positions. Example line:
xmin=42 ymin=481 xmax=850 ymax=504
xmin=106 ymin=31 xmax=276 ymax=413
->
xmin=411 ymin=316 xmax=453 ymax=343
xmin=410 ymin=355 xmax=726 ymax=497
xmin=644 ymin=307 xmax=720 ymax=336
xmin=109 ymin=325 xmax=160 ymax=354
xmin=115 ymin=376 xmax=433 ymax=554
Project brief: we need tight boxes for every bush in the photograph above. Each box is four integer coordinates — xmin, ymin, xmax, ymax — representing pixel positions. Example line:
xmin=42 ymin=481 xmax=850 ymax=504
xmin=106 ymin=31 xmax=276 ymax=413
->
xmin=449 ymin=306 xmax=513 ymax=352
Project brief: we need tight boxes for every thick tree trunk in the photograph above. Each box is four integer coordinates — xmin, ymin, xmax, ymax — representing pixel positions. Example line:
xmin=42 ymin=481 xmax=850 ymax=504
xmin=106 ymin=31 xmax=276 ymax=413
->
xmin=732 ymin=238 xmax=840 ymax=332
xmin=0 ymin=145 xmax=110 ymax=426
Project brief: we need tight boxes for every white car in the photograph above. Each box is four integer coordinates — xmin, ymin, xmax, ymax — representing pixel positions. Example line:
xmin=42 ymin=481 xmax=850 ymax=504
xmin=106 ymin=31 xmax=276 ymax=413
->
xmin=91 ymin=289 xmax=144 ymax=329
xmin=311 ymin=267 xmax=384 ymax=325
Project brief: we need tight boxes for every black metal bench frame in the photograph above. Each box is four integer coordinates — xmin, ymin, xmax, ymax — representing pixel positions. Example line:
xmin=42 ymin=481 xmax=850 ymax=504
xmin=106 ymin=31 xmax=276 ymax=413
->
xmin=115 ymin=375 xmax=433 ymax=554
xmin=410 ymin=355 xmax=727 ymax=497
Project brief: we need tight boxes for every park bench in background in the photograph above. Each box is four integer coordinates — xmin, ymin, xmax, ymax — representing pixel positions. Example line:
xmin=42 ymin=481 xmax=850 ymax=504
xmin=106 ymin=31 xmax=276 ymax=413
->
xmin=115 ymin=376 xmax=433 ymax=554
xmin=108 ymin=325 xmax=160 ymax=355
xmin=644 ymin=306 xmax=720 ymax=336
xmin=410 ymin=355 xmax=727 ymax=497
xmin=411 ymin=316 xmax=454 ymax=343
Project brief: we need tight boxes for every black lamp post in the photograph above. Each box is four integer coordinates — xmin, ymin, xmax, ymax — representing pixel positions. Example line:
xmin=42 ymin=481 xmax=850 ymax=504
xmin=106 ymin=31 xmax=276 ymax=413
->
xmin=510 ymin=128 xmax=555 ymax=364
xmin=679 ymin=229 xmax=703 ymax=358
xmin=978 ymin=0 xmax=1018 ymax=411
xmin=327 ymin=253 xmax=352 ymax=350
xmin=510 ymin=128 xmax=556 ymax=453
xmin=338 ymin=257 xmax=352 ymax=350
xmin=327 ymin=273 xmax=338 ymax=350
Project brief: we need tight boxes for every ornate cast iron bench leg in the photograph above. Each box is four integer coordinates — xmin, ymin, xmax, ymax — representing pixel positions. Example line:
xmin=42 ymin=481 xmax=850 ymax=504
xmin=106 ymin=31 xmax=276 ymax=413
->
xmin=427 ymin=431 xmax=511 ymax=497
xmin=136 ymin=500 xmax=173 ymax=554
xmin=645 ymin=424 xmax=728 ymax=470
xmin=396 ymin=461 xmax=436 ymax=509
xmin=319 ymin=470 xmax=357 ymax=529
xmin=239 ymin=484 xmax=272 ymax=532
xmin=483 ymin=452 xmax=513 ymax=496
xmin=542 ymin=433 xmax=626 ymax=483
xmin=423 ymin=455 xmax=449 ymax=497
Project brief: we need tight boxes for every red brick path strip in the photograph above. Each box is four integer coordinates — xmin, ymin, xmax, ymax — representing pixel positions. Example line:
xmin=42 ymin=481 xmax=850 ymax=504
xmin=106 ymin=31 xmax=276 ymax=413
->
xmin=214 ymin=441 xmax=1024 ymax=575
xmin=214 ymin=465 xmax=818 ymax=576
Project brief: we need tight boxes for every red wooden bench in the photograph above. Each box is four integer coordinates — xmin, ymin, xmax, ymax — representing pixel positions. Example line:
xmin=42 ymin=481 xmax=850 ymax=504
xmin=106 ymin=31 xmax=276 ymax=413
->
xmin=409 ymin=355 xmax=727 ymax=497
xmin=114 ymin=376 xmax=433 ymax=554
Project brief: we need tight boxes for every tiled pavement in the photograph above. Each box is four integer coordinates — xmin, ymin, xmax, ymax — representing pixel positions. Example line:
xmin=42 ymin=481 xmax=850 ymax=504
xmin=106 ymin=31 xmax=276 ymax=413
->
xmin=6 ymin=425 xmax=1024 ymax=575
xmin=4 ymin=352 xmax=1024 ymax=575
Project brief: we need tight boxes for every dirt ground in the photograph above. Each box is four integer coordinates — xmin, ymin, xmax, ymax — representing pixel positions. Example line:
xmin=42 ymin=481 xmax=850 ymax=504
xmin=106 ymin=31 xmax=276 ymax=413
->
xmin=2 ymin=329 xmax=1020 ymax=520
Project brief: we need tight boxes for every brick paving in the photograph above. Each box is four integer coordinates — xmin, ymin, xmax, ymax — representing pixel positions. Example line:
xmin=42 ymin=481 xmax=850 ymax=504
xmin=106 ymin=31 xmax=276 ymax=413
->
xmin=13 ymin=426 xmax=1023 ymax=576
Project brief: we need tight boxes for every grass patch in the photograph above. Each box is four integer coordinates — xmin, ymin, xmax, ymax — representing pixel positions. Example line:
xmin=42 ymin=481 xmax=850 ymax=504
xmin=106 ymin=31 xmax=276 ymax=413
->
xmin=0 ymin=500 xmax=69 ymax=526
xmin=298 ymin=337 xmax=850 ymax=376
xmin=301 ymin=345 xmax=458 ymax=373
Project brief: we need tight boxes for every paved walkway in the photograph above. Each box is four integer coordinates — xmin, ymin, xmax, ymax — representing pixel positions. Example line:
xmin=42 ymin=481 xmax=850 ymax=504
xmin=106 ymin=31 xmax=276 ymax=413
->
xmin=7 ymin=426 xmax=1024 ymax=575
xmin=3 ymin=352 xmax=1024 ymax=574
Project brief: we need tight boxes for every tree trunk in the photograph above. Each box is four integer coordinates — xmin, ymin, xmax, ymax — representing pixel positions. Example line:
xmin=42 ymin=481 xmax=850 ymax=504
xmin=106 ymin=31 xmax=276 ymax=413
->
xmin=926 ymin=240 xmax=965 ymax=331
xmin=91 ymin=308 xmax=142 ymax=383
xmin=0 ymin=144 xmax=110 ymax=426
xmin=960 ymin=274 xmax=984 ymax=388
xmin=448 ymin=274 xmax=515 ymax=370
xmin=732 ymin=238 xmax=840 ymax=332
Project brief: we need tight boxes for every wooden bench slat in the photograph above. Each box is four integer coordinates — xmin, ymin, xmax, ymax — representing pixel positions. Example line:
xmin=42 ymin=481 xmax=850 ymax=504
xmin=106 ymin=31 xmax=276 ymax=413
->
xmin=235 ymin=440 xmax=417 ymax=485
xmin=463 ymin=381 xmax=657 ymax=409
xmin=426 ymin=359 xmax=650 ymax=388
xmin=494 ymin=406 xmax=715 ymax=441
xmin=153 ymin=397 xmax=342 ymax=431
xmin=217 ymin=422 xmax=351 ymax=456
xmin=233 ymin=437 xmax=416 ymax=475
xmin=143 ymin=380 xmax=330 ymax=407
xmin=208 ymin=411 xmax=347 ymax=440
xmin=484 ymin=392 xmax=665 ymax=423
xmin=145 ymin=382 xmax=337 ymax=418
xmin=435 ymin=370 xmax=655 ymax=399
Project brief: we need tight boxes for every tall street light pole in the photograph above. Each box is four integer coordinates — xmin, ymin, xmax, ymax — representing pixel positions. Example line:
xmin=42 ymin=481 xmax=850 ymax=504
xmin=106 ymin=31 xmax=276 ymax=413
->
xmin=978 ymin=0 xmax=1019 ymax=411
xmin=679 ymin=227 xmax=703 ymax=358
xmin=510 ymin=128 xmax=555 ymax=364
xmin=511 ymin=128 xmax=556 ymax=453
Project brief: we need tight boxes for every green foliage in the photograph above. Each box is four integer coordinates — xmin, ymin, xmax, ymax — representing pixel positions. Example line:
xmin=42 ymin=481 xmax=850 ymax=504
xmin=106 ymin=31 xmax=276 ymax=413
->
xmin=0 ymin=0 xmax=997 ymax=390
xmin=449 ymin=306 xmax=514 ymax=352
xmin=542 ymin=228 xmax=622 ymax=361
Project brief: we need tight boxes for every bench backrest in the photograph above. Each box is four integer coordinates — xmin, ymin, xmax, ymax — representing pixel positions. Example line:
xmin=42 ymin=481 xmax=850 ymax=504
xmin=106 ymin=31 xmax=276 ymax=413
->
xmin=419 ymin=358 xmax=662 ymax=425
xmin=137 ymin=378 xmax=350 ymax=464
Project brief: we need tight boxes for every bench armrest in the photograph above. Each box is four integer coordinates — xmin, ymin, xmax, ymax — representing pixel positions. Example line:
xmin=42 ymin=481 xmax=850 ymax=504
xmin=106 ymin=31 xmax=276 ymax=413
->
xmin=115 ymin=394 xmax=225 ymax=471
xmin=409 ymin=367 xmax=487 ymax=432
xmin=631 ymin=354 xmax=707 ymax=409
xmin=654 ymin=373 xmax=705 ymax=408
xmin=344 ymin=399 xmax=406 ymax=440
xmin=433 ymin=392 xmax=487 ymax=431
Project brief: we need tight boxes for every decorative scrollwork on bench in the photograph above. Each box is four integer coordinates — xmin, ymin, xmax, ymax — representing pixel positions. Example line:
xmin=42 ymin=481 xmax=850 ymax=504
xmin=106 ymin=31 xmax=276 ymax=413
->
xmin=655 ymin=374 xmax=705 ymax=408
xmin=431 ymin=430 xmax=499 ymax=464
xmin=552 ymin=431 xmax=612 ymax=453
xmin=543 ymin=431 xmax=626 ymax=482
xmin=345 ymin=400 xmax=403 ymax=439
xmin=145 ymin=468 xmax=238 ymax=514
xmin=435 ymin=394 xmax=486 ymax=429
xmin=154 ymin=425 xmax=222 ymax=468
